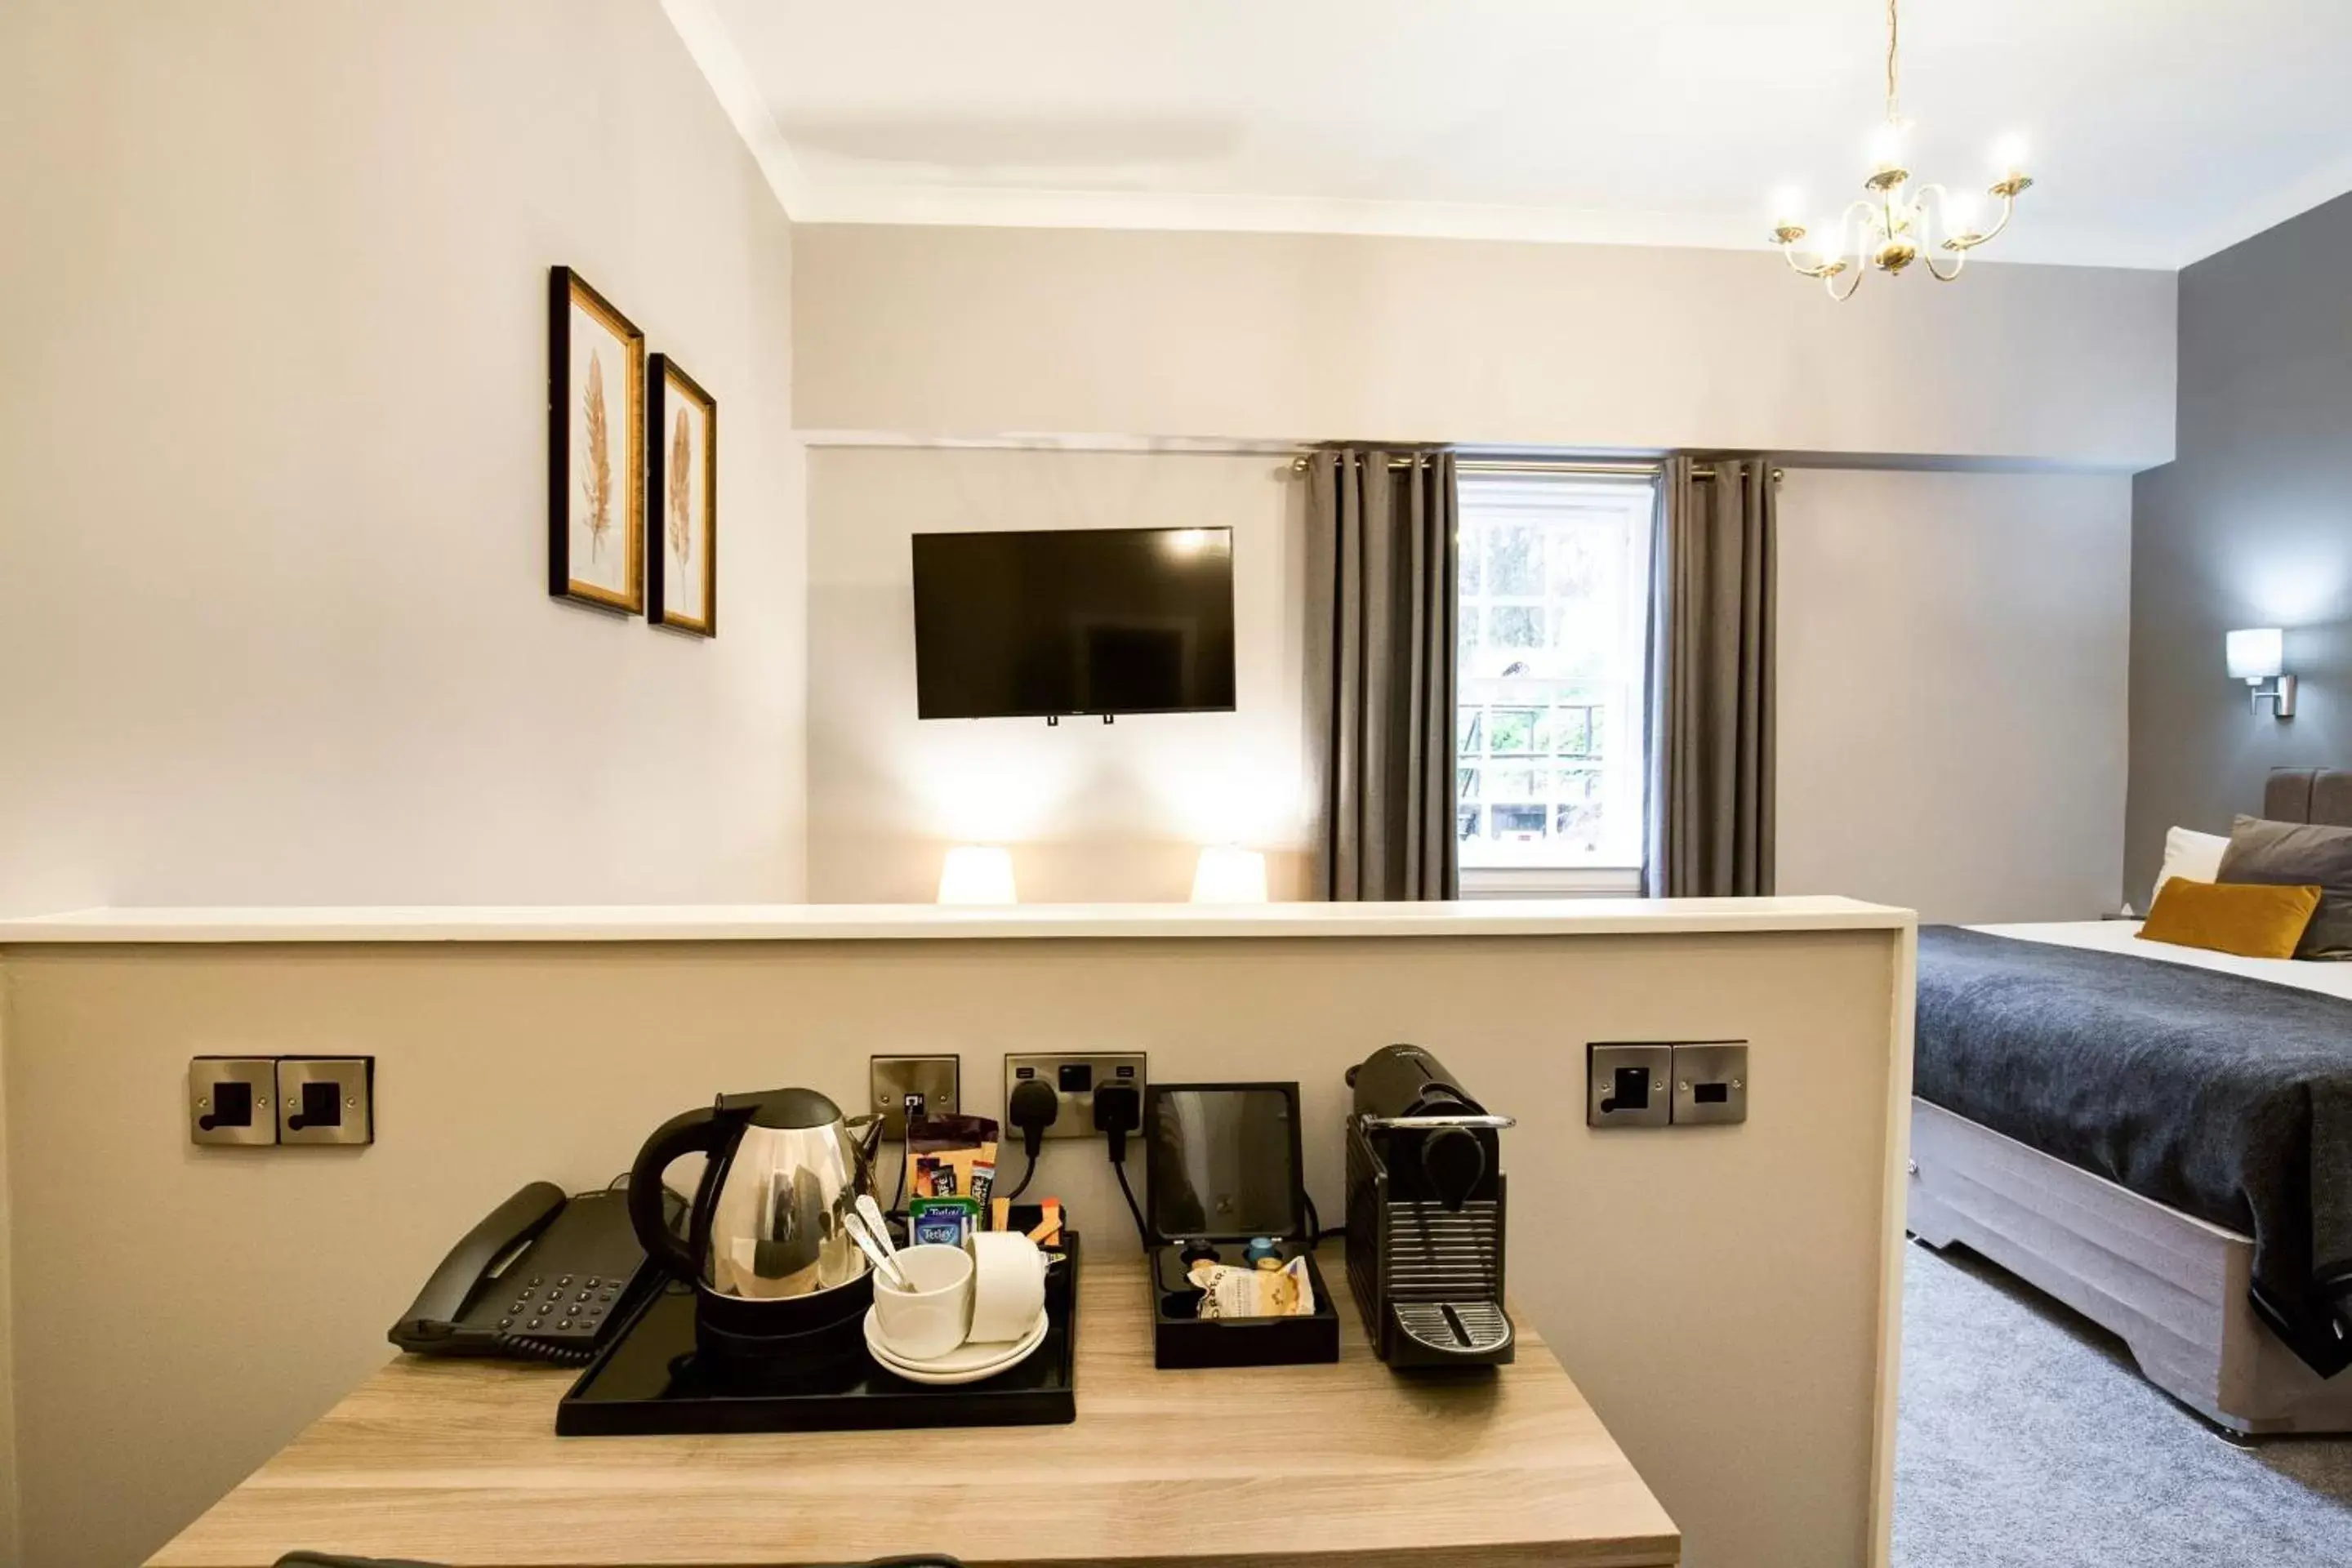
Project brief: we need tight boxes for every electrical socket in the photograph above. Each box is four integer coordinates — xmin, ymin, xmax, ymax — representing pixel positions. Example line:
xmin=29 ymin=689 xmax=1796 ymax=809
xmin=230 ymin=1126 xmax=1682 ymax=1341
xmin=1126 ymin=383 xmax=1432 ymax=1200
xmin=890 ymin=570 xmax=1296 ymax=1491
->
xmin=1002 ymin=1052 xmax=1146 ymax=1141
xmin=871 ymin=1054 xmax=961 ymax=1141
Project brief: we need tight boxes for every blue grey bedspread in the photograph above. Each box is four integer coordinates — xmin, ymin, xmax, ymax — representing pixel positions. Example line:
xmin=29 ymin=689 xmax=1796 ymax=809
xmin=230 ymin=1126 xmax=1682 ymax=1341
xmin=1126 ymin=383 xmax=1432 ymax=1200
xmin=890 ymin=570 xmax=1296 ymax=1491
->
xmin=1915 ymin=925 xmax=2352 ymax=1377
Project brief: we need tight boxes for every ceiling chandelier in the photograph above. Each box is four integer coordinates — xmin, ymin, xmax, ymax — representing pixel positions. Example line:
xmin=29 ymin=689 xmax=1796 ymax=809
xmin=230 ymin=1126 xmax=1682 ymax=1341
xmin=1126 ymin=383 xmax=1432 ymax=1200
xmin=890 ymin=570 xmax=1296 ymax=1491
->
xmin=1769 ymin=0 xmax=2033 ymax=299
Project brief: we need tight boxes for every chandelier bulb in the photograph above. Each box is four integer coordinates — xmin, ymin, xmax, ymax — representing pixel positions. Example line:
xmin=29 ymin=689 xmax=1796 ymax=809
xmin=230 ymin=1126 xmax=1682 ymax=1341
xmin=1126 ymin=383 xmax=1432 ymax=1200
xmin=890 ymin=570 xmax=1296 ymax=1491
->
xmin=1766 ymin=0 xmax=2027 ymax=296
xmin=1868 ymin=121 xmax=1908 ymax=173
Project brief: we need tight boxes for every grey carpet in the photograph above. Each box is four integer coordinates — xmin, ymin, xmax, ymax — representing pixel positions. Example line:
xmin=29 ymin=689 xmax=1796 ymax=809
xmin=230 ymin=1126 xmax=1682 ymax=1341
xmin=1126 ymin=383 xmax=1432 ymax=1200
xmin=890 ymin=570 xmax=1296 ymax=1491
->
xmin=1895 ymin=1241 xmax=2352 ymax=1566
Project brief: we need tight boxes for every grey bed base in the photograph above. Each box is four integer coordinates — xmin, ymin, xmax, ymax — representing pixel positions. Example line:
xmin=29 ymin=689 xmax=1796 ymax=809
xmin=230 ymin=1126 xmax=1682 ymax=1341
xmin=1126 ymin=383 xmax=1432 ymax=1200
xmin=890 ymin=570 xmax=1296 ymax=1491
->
xmin=1908 ymin=767 xmax=2352 ymax=1436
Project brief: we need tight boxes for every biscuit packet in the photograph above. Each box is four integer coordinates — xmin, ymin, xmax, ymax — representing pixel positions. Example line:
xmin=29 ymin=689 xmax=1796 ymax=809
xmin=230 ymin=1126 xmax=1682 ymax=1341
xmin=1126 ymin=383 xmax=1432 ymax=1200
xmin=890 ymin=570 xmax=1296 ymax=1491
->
xmin=1187 ymin=1254 xmax=1316 ymax=1318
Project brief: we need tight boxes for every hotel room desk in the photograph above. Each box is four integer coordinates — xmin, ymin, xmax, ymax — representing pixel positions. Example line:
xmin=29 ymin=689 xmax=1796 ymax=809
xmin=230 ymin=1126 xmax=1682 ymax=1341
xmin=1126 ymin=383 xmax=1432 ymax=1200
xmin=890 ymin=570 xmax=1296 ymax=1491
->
xmin=146 ymin=1250 xmax=1680 ymax=1568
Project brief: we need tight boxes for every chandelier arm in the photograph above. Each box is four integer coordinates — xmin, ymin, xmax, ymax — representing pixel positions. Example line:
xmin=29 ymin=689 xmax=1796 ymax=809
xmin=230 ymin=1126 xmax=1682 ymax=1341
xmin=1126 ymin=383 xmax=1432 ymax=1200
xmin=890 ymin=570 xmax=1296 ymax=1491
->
xmin=1780 ymin=243 xmax=1832 ymax=279
xmin=1924 ymin=249 xmax=1966 ymax=283
xmin=1963 ymin=189 xmax=2020 ymax=249
xmin=1825 ymin=263 xmax=1866 ymax=302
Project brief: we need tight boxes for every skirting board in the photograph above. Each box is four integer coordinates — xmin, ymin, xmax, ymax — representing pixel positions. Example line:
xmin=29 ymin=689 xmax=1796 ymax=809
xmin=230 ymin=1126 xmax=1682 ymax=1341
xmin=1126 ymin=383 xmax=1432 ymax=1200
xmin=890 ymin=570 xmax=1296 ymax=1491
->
xmin=1907 ymin=1098 xmax=2352 ymax=1436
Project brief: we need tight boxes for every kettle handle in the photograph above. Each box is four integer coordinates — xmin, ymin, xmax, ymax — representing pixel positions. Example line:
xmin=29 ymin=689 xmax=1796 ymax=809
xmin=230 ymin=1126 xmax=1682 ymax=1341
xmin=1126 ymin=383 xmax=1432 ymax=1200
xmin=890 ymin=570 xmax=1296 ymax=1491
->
xmin=627 ymin=1106 xmax=729 ymax=1281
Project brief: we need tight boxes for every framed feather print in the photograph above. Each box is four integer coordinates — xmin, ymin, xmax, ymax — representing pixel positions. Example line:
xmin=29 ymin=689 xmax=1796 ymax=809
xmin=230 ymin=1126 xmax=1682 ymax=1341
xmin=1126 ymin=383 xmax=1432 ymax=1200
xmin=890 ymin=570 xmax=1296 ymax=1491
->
xmin=547 ymin=266 xmax=644 ymax=613
xmin=645 ymin=354 xmax=717 ymax=636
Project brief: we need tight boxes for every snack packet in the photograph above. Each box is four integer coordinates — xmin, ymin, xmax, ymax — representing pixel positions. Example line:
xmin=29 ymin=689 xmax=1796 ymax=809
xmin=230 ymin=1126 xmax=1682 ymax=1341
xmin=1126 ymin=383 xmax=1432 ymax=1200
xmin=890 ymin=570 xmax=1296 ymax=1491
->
xmin=1187 ymin=1254 xmax=1315 ymax=1318
xmin=906 ymin=1113 xmax=999 ymax=1204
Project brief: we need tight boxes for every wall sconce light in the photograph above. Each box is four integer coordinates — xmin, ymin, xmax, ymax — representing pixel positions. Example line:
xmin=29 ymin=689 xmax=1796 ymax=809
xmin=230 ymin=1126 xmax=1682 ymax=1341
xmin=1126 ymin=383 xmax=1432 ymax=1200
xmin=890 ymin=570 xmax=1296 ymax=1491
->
xmin=1190 ymin=845 xmax=1269 ymax=904
xmin=2225 ymin=628 xmax=2296 ymax=719
xmin=938 ymin=845 xmax=1018 ymax=905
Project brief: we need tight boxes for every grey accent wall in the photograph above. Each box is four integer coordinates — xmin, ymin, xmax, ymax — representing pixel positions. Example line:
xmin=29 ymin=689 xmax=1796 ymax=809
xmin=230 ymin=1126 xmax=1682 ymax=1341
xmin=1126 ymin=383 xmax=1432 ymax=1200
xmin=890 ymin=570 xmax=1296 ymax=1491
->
xmin=2127 ymin=193 xmax=2352 ymax=904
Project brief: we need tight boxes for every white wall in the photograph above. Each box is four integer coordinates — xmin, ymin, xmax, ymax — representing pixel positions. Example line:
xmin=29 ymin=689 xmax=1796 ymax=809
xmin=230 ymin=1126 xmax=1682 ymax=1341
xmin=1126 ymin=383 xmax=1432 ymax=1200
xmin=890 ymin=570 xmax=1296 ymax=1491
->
xmin=0 ymin=0 xmax=808 ymax=916
xmin=808 ymin=453 xmax=2136 ymax=915
xmin=2 ymin=923 xmax=1905 ymax=1568
xmin=1777 ymin=468 xmax=2133 ymax=922
xmin=794 ymin=225 xmax=2176 ymax=469
xmin=808 ymin=447 xmax=1316 ymax=902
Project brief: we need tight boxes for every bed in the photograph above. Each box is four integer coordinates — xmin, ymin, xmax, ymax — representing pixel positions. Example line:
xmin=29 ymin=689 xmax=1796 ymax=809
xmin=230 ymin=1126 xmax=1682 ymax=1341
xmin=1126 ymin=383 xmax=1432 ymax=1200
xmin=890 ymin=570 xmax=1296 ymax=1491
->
xmin=1907 ymin=767 xmax=2352 ymax=1435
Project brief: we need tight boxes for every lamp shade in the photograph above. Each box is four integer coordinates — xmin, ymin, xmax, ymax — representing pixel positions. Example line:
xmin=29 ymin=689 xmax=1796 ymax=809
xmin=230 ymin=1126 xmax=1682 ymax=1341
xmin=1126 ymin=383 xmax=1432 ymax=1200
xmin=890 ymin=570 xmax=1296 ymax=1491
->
xmin=1190 ymin=845 xmax=1269 ymax=904
xmin=937 ymin=846 xmax=1017 ymax=906
xmin=2226 ymin=628 xmax=2284 ymax=682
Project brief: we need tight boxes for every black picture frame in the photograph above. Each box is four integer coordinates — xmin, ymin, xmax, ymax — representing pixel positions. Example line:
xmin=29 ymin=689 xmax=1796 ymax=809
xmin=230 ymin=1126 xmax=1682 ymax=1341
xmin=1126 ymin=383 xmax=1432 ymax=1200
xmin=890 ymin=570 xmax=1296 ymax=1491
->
xmin=645 ymin=353 xmax=718 ymax=637
xmin=547 ymin=265 xmax=645 ymax=614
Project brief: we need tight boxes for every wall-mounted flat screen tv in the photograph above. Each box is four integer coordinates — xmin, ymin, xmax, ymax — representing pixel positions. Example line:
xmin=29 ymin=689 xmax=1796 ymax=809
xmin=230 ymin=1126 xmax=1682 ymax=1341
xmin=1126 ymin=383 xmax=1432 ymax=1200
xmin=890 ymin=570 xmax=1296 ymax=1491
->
xmin=911 ymin=527 xmax=1237 ymax=719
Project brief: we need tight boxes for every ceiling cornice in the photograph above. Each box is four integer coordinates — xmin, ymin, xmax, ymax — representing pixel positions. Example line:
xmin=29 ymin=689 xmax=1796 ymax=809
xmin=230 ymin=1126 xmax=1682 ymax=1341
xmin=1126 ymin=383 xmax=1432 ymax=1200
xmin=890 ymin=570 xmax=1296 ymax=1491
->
xmin=660 ymin=0 xmax=810 ymax=220
xmin=666 ymin=2 xmax=2308 ymax=274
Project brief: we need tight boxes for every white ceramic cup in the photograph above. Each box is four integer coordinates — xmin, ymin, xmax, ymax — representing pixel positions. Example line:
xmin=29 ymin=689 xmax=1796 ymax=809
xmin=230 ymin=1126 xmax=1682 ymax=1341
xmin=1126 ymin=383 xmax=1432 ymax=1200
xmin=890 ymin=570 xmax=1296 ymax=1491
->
xmin=871 ymin=1242 xmax=973 ymax=1361
xmin=965 ymin=1230 xmax=1049 ymax=1343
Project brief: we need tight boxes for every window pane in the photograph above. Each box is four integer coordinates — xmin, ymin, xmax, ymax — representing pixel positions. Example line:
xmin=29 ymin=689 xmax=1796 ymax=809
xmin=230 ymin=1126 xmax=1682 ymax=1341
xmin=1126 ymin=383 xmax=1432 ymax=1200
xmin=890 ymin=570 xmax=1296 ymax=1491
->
xmin=1457 ymin=765 xmax=1481 ymax=801
xmin=1490 ymin=804 xmax=1546 ymax=839
xmin=1456 ymin=708 xmax=1483 ymax=754
xmin=1488 ymin=527 xmax=1542 ymax=595
xmin=1456 ymin=804 xmax=1481 ymax=842
xmin=1487 ymin=766 xmax=1537 ymax=800
xmin=1458 ymin=533 xmax=1482 ymax=594
xmin=1489 ymin=605 xmax=1542 ymax=648
xmin=1488 ymin=708 xmax=1538 ymax=755
xmin=1541 ymin=708 xmax=1592 ymax=757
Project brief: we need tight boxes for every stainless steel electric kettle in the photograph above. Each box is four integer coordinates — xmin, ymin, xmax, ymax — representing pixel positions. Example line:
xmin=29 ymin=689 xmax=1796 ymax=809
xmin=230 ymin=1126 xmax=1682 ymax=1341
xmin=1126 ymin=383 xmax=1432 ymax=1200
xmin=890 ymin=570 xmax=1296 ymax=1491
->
xmin=627 ymin=1086 xmax=884 ymax=1347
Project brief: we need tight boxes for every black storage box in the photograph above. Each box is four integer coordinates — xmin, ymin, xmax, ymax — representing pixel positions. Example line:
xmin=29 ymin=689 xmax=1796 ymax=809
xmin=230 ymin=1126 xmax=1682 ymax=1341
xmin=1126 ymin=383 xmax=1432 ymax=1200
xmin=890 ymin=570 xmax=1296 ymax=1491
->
xmin=1143 ymin=1082 xmax=1340 ymax=1369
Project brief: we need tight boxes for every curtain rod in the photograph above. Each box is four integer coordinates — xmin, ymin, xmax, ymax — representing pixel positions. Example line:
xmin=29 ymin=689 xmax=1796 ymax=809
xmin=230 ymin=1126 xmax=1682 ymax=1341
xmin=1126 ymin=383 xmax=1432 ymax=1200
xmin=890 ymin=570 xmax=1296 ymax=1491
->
xmin=1285 ymin=454 xmax=1782 ymax=482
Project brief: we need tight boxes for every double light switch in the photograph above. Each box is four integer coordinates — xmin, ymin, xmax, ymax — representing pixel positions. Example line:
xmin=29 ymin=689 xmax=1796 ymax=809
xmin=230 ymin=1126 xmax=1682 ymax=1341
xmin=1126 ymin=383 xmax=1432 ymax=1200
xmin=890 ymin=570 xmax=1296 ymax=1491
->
xmin=189 ymin=1056 xmax=374 ymax=1147
xmin=1587 ymin=1041 xmax=1748 ymax=1129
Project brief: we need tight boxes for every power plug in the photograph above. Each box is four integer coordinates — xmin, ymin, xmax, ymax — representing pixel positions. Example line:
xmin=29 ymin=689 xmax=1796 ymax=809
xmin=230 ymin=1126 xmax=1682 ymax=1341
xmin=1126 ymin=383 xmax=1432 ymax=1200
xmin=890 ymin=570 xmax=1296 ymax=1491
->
xmin=1008 ymin=1076 xmax=1061 ymax=1161
xmin=1093 ymin=1082 xmax=1142 ymax=1164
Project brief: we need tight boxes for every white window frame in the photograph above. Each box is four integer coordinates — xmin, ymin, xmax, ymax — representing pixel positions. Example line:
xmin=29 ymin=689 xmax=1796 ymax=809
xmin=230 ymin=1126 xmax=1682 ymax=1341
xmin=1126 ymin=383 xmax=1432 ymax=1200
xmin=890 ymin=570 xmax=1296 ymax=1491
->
xmin=1453 ymin=469 xmax=1657 ymax=899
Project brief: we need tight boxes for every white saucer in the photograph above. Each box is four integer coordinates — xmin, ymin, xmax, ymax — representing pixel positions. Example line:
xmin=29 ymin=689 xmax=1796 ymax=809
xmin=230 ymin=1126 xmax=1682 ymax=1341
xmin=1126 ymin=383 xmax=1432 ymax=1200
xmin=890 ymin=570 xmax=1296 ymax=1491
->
xmin=862 ymin=1307 xmax=1049 ymax=1385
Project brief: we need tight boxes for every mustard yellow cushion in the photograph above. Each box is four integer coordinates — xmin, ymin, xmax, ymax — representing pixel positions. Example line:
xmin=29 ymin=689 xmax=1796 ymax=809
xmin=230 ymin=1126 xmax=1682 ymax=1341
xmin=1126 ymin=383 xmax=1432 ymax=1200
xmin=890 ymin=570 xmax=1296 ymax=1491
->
xmin=2138 ymin=878 xmax=2323 ymax=960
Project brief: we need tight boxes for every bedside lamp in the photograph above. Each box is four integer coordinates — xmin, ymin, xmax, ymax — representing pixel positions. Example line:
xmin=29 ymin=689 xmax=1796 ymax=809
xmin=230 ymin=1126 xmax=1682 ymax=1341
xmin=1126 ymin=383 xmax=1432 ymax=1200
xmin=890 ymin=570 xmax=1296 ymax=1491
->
xmin=938 ymin=846 xmax=1017 ymax=905
xmin=1190 ymin=845 xmax=1269 ymax=904
xmin=2225 ymin=628 xmax=2296 ymax=719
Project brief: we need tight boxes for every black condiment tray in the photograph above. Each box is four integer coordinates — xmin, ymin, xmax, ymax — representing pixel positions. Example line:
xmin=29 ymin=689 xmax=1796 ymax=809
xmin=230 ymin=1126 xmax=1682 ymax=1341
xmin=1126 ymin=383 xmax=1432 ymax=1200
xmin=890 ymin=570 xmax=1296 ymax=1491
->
xmin=556 ymin=1233 xmax=1080 ymax=1435
xmin=1143 ymin=1083 xmax=1340 ymax=1369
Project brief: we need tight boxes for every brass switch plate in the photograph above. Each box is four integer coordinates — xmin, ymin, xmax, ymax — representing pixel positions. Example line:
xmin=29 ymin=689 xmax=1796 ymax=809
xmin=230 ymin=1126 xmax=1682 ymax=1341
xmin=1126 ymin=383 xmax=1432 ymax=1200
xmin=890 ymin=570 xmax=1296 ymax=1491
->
xmin=277 ymin=1057 xmax=374 ymax=1146
xmin=1587 ymin=1044 xmax=1672 ymax=1129
xmin=1671 ymin=1041 xmax=1749 ymax=1126
xmin=189 ymin=1057 xmax=278 ymax=1147
xmin=871 ymin=1054 xmax=961 ymax=1141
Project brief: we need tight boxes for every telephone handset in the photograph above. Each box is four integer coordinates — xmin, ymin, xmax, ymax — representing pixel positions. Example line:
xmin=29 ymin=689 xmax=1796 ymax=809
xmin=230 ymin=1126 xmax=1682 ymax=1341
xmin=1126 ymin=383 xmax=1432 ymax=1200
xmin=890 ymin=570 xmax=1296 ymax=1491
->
xmin=389 ymin=1182 xmax=679 ymax=1365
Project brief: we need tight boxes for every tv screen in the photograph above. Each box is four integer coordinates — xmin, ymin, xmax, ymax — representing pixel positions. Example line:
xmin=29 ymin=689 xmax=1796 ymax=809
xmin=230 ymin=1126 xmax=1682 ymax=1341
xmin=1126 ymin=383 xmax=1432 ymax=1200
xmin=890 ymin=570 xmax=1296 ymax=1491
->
xmin=911 ymin=527 xmax=1236 ymax=719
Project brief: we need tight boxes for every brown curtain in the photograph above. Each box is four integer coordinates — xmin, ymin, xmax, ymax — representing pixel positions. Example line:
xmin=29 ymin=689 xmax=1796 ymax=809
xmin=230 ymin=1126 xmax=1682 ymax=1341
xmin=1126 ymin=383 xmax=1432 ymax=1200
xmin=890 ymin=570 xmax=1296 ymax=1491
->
xmin=1647 ymin=456 xmax=1776 ymax=897
xmin=1303 ymin=448 xmax=1459 ymax=901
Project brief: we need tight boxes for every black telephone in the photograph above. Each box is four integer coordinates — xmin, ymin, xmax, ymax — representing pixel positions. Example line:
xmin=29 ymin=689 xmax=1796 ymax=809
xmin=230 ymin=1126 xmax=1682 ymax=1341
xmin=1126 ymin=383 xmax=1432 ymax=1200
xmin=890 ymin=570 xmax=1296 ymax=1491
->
xmin=389 ymin=1182 xmax=678 ymax=1365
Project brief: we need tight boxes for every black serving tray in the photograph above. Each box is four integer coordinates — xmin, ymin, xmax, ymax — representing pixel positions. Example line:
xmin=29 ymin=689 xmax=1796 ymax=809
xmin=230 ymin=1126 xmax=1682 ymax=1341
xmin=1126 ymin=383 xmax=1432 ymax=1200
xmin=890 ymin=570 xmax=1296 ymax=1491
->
xmin=556 ymin=1234 xmax=1080 ymax=1436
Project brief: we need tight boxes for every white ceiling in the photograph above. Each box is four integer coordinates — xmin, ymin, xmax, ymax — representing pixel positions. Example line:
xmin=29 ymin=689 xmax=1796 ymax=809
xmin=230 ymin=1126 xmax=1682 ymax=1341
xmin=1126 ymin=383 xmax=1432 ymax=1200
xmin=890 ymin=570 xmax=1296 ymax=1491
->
xmin=671 ymin=0 xmax=2352 ymax=270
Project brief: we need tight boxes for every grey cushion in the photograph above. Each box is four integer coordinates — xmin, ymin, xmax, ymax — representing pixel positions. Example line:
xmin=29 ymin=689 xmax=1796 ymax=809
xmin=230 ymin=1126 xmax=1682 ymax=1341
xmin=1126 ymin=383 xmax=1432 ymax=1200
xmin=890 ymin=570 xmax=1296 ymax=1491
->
xmin=2220 ymin=814 xmax=2352 ymax=959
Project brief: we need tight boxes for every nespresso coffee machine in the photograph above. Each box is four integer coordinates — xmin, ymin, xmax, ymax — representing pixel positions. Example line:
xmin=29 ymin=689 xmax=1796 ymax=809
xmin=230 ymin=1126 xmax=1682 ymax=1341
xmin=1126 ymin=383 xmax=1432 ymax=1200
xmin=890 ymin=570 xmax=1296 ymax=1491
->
xmin=1344 ymin=1044 xmax=1516 ymax=1366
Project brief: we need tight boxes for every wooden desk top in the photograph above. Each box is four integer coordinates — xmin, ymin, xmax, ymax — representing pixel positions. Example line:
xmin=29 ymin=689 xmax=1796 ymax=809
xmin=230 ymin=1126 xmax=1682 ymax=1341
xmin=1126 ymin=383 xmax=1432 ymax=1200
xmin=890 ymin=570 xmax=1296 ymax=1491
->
xmin=149 ymin=1253 xmax=1678 ymax=1568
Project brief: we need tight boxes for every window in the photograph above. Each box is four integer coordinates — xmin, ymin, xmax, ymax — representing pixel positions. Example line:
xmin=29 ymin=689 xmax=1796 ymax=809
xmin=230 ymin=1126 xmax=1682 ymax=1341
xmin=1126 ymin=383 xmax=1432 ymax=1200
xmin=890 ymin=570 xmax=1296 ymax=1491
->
xmin=1455 ymin=470 xmax=1656 ymax=890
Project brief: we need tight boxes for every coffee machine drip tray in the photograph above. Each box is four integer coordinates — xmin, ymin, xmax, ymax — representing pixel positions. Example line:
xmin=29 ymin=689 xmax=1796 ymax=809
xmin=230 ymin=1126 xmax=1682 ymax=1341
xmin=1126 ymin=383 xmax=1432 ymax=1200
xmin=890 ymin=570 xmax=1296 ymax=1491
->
xmin=556 ymin=1236 xmax=1080 ymax=1436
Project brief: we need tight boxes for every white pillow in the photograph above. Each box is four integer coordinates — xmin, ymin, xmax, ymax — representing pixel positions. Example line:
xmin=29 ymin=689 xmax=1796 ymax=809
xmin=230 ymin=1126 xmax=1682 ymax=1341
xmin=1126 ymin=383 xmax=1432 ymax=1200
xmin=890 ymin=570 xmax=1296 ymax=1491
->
xmin=2154 ymin=826 xmax=2230 ymax=903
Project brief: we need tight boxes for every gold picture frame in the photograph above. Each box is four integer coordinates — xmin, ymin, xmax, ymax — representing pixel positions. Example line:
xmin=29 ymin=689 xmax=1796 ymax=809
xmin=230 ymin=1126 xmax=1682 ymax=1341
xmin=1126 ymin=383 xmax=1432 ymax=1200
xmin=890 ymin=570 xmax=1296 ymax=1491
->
xmin=645 ymin=354 xmax=717 ymax=637
xmin=547 ymin=266 xmax=644 ymax=613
